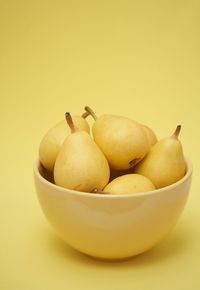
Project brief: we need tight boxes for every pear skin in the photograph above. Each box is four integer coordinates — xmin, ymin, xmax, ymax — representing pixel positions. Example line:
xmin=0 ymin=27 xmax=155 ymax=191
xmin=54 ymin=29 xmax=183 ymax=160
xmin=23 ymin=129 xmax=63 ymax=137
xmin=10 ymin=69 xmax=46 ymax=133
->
xmin=54 ymin=113 xmax=110 ymax=192
xmin=134 ymin=125 xmax=186 ymax=188
xmin=39 ymin=114 xmax=90 ymax=172
xmin=103 ymin=174 xmax=155 ymax=195
xmin=85 ymin=107 xmax=149 ymax=170
xmin=141 ymin=124 xmax=157 ymax=149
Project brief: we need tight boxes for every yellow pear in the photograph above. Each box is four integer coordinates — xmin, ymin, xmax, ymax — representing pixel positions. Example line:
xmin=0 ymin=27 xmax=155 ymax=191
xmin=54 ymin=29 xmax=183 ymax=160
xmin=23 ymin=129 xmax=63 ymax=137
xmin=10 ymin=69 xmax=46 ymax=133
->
xmin=141 ymin=124 xmax=157 ymax=148
xmin=108 ymin=123 xmax=157 ymax=181
xmin=103 ymin=174 xmax=155 ymax=195
xmin=39 ymin=112 xmax=90 ymax=171
xmin=84 ymin=106 xmax=149 ymax=170
xmin=134 ymin=125 xmax=186 ymax=188
xmin=54 ymin=113 xmax=110 ymax=192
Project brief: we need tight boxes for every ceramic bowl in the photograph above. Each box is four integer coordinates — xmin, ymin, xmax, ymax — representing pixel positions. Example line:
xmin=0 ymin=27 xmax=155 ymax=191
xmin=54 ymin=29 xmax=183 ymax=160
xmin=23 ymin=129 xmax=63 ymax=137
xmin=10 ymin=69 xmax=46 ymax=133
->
xmin=33 ymin=159 xmax=192 ymax=260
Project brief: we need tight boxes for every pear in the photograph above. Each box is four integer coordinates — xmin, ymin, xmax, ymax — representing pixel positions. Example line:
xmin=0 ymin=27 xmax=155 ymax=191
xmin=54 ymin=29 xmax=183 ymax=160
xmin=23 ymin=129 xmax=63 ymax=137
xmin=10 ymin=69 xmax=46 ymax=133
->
xmin=109 ymin=124 xmax=157 ymax=181
xmin=103 ymin=174 xmax=155 ymax=195
xmin=141 ymin=124 xmax=157 ymax=148
xmin=84 ymin=106 xmax=149 ymax=170
xmin=39 ymin=112 xmax=90 ymax=171
xmin=54 ymin=113 xmax=110 ymax=192
xmin=134 ymin=125 xmax=186 ymax=188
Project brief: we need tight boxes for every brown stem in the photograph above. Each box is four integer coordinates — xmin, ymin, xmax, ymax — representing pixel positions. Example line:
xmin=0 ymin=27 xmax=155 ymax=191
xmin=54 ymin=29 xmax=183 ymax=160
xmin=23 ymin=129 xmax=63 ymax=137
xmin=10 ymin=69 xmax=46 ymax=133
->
xmin=129 ymin=158 xmax=141 ymax=167
xmin=81 ymin=111 xmax=90 ymax=118
xmin=65 ymin=112 xmax=76 ymax=133
xmin=84 ymin=106 xmax=98 ymax=120
xmin=172 ymin=125 xmax=181 ymax=138
xmin=91 ymin=188 xmax=109 ymax=194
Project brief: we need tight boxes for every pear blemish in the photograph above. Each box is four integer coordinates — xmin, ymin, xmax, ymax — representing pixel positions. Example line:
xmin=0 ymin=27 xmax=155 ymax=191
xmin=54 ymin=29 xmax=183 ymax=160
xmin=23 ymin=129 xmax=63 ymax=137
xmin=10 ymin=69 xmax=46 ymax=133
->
xmin=39 ymin=107 xmax=187 ymax=195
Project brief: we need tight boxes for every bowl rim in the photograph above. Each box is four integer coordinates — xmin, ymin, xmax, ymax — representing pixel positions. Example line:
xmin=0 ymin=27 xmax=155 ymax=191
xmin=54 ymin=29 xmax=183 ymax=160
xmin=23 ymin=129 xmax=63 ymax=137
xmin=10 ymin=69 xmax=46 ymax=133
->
xmin=33 ymin=158 xmax=193 ymax=199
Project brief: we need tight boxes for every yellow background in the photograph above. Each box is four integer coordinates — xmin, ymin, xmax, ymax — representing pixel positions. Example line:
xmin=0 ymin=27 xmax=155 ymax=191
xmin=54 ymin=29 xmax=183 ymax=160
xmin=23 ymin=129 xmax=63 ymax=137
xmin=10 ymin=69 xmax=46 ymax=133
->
xmin=0 ymin=0 xmax=199 ymax=289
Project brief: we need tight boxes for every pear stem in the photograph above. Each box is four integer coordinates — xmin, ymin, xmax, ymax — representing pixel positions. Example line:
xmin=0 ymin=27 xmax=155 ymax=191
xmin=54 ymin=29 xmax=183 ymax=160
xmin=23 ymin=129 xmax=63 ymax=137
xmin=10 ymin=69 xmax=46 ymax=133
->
xmin=91 ymin=188 xmax=109 ymax=194
xmin=81 ymin=111 xmax=90 ymax=118
xmin=173 ymin=125 xmax=181 ymax=138
xmin=129 ymin=158 xmax=141 ymax=167
xmin=84 ymin=106 xmax=98 ymax=120
xmin=65 ymin=112 xmax=76 ymax=133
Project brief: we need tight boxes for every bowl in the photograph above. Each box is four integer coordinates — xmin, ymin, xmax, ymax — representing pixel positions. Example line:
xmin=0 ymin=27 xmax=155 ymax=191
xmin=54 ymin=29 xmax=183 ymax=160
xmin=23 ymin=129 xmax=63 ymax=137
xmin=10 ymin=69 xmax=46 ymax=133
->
xmin=33 ymin=159 xmax=192 ymax=260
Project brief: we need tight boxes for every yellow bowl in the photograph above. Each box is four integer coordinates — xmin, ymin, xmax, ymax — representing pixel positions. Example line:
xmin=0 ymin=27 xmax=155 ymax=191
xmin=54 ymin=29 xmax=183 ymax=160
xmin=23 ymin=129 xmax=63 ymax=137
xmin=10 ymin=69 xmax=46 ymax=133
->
xmin=33 ymin=159 xmax=192 ymax=260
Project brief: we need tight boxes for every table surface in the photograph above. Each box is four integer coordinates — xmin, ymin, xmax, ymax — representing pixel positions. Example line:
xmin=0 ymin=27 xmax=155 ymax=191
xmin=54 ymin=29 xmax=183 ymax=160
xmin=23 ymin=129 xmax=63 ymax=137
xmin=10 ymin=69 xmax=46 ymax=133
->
xmin=1 ymin=1 xmax=200 ymax=289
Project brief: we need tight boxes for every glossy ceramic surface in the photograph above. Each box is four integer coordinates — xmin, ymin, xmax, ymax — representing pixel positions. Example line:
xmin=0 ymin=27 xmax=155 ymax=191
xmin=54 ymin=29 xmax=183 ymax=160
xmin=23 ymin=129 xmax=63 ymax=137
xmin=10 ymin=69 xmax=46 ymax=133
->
xmin=34 ymin=159 xmax=192 ymax=260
